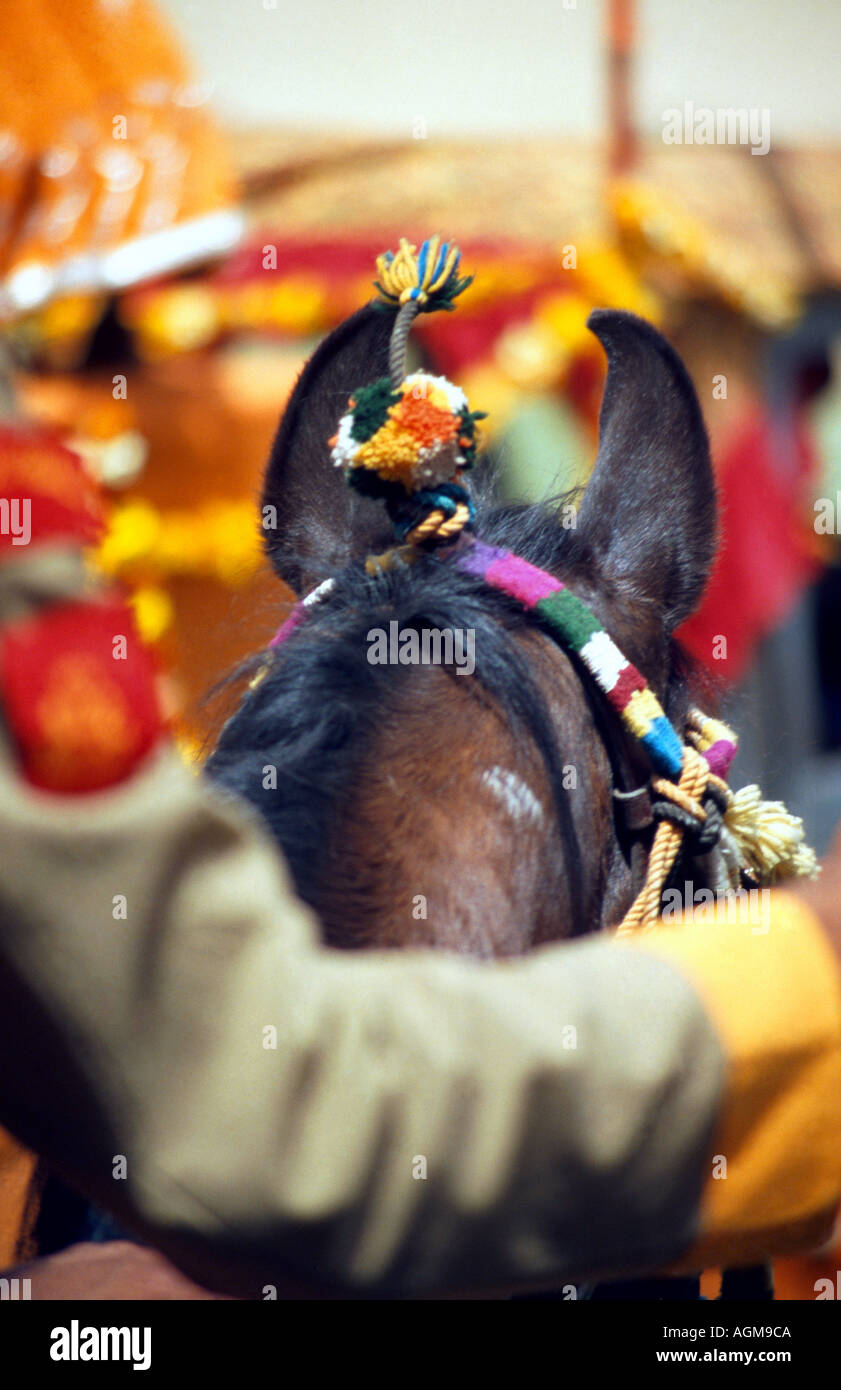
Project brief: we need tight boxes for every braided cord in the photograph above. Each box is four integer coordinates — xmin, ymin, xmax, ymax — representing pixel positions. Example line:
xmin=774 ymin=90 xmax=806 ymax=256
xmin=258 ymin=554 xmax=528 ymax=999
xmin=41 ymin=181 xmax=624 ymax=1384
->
xmin=616 ymin=747 xmax=713 ymax=935
xmin=404 ymin=501 xmax=473 ymax=545
xmin=389 ymin=301 xmax=420 ymax=390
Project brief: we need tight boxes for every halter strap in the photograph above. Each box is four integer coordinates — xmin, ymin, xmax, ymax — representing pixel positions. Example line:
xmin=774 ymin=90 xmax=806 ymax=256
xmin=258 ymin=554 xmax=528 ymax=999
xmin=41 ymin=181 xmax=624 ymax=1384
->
xmin=450 ymin=540 xmax=737 ymax=781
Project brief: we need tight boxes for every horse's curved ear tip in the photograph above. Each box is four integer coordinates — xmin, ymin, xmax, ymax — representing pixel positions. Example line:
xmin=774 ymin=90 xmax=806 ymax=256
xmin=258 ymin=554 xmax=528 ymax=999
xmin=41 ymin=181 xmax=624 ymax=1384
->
xmin=586 ymin=307 xmax=650 ymax=334
xmin=586 ymin=307 xmax=630 ymax=349
xmin=586 ymin=308 xmax=668 ymax=361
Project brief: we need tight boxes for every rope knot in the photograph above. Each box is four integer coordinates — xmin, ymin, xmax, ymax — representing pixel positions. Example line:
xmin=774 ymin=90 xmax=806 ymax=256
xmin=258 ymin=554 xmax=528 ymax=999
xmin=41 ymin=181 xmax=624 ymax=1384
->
xmin=393 ymin=483 xmax=476 ymax=547
xmin=618 ymin=746 xmax=715 ymax=935
xmin=650 ymin=748 xmax=726 ymax=855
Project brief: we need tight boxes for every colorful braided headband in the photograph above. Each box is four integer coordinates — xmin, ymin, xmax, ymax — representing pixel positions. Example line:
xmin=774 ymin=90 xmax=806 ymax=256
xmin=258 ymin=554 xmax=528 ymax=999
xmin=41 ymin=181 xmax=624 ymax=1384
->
xmin=267 ymin=542 xmax=736 ymax=785
xmin=452 ymin=540 xmax=736 ymax=783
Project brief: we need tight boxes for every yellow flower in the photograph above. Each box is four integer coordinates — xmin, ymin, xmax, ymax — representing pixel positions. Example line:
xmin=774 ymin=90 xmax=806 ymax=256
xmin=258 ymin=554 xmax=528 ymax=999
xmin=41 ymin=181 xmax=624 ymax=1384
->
xmin=135 ymin=286 xmax=219 ymax=357
xmin=97 ymin=500 xmax=161 ymax=574
xmin=572 ymin=242 xmax=661 ymax=321
xmin=537 ymin=295 xmax=594 ymax=356
xmin=166 ymin=516 xmax=209 ymax=572
xmin=267 ymin=278 xmax=327 ymax=333
xmin=204 ymin=501 xmax=261 ymax=583
xmin=129 ymin=585 xmax=174 ymax=643
xmin=495 ymin=321 xmax=567 ymax=391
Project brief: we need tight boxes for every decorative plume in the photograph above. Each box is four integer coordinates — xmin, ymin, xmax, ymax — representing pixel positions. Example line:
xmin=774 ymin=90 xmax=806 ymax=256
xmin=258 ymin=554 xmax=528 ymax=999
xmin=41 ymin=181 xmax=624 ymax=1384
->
xmin=374 ymin=236 xmax=473 ymax=312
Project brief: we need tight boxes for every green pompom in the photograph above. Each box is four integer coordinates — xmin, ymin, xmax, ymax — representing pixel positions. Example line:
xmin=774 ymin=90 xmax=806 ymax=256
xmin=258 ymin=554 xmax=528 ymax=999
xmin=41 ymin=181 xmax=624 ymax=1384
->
xmin=349 ymin=378 xmax=401 ymax=443
xmin=456 ymin=405 xmax=488 ymax=468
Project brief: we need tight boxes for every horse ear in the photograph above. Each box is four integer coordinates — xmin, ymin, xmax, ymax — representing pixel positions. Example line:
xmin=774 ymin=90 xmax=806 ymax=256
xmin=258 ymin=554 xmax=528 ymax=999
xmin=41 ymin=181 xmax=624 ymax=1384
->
xmin=572 ymin=309 xmax=716 ymax=631
xmin=261 ymin=304 xmax=396 ymax=594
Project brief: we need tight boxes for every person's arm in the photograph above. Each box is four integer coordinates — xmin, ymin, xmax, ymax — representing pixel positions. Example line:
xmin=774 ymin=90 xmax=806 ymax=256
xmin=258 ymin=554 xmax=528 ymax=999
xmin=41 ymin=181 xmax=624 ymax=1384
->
xmin=0 ymin=540 xmax=839 ymax=1296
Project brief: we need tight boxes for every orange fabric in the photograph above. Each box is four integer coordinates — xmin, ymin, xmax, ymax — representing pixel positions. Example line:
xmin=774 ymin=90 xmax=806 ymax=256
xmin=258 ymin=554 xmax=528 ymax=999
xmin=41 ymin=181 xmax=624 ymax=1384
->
xmin=0 ymin=0 xmax=237 ymax=296
xmin=630 ymin=893 xmax=841 ymax=1268
xmin=0 ymin=1127 xmax=40 ymax=1267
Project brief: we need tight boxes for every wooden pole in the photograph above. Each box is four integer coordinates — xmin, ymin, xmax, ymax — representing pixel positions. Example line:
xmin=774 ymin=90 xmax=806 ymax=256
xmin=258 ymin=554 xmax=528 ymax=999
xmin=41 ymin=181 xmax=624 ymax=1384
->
xmin=607 ymin=0 xmax=637 ymax=175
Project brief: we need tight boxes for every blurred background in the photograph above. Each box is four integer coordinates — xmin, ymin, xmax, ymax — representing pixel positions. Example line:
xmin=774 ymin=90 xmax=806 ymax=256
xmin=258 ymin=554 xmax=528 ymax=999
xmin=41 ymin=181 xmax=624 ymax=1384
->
xmin=2 ymin=0 xmax=841 ymax=1289
xmin=4 ymin=1 xmax=841 ymax=833
xmin=165 ymin=0 xmax=841 ymax=139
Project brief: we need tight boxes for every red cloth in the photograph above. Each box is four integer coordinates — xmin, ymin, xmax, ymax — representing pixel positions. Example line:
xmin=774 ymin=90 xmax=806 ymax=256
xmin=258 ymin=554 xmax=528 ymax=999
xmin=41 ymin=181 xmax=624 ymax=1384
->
xmin=1 ymin=423 xmax=162 ymax=791
xmin=0 ymin=424 xmax=104 ymax=552
xmin=1 ymin=599 xmax=163 ymax=793
xmin=678 ymin=406 xmax=821 ymax=684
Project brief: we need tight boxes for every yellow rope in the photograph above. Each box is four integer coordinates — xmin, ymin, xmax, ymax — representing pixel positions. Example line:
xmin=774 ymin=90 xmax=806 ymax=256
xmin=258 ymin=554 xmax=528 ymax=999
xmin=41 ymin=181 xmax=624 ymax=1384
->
xmin=364 ymin=545 xmax=419 ymax=576
xmin=616 ymin=746 xmax=711 ymax=936
xmin=404 ymin=501 xmax=472 ymax=546
xmin=649 ymin=775 xmax=706 ymax=824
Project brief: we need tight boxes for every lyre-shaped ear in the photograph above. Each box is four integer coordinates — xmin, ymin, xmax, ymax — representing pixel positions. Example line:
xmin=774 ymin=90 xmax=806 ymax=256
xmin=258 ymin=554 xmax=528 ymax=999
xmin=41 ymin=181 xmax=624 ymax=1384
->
xmin=574 ymin=309 xmax=717 ymax=630
xmin=261 ymin=304 xmax=396 ymax=594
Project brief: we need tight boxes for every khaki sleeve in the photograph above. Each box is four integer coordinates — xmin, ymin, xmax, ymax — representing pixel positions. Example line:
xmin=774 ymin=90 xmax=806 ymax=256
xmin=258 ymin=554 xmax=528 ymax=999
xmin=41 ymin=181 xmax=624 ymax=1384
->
xmin=0 ymin=743 xmax=727 ymax=1294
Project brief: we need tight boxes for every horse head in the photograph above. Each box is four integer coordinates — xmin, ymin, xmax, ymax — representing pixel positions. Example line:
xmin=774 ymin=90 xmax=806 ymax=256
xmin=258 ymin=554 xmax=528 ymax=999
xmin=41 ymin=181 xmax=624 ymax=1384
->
xmin=207 ymin=293 xmax=721 ymax=953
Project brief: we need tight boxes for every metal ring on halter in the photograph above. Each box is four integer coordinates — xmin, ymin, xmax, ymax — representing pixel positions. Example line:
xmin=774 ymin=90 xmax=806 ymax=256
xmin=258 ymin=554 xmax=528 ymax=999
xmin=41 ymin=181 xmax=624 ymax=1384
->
xmin=612 ymin=785 xmax=654 ymax=833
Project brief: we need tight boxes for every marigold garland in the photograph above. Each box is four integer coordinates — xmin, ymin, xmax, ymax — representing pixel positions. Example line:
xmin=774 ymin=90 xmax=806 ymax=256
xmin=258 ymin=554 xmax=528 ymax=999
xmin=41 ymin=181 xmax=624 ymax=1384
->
xmin=96 ymin=497 xmax=260 ymax=582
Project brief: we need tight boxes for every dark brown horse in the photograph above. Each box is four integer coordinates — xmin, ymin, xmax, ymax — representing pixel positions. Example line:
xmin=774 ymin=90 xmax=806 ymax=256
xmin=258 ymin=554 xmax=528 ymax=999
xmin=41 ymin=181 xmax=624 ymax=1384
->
xmin=207 ymin=305 xmax=717 ymax=961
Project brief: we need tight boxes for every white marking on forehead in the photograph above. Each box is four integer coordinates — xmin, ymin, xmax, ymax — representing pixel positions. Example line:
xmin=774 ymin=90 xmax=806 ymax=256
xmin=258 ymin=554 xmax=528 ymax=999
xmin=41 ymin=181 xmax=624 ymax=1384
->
xmin=481 ymin=766 xmax=544 ymax=824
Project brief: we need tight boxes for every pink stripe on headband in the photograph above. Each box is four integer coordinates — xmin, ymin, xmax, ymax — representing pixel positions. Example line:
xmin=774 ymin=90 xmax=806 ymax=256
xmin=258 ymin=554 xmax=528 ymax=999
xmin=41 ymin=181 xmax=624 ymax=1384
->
xmin=703 ymin=738 xmax=737 ymax=779
xmin=269 ymin=607 xmax=306 ymax=648
xmin=484 ymin=552 xmax=564 ymax=606
xmin=269 ymin=577 xmax=337 ymax=648
xmin=456 ymin=541 xmax=564 ymax=605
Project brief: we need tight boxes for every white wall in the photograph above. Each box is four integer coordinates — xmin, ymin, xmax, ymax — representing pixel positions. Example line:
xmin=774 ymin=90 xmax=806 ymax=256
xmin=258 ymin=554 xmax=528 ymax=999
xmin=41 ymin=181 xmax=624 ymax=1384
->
xmin=161 ymin=0 xmax=841 ymax=141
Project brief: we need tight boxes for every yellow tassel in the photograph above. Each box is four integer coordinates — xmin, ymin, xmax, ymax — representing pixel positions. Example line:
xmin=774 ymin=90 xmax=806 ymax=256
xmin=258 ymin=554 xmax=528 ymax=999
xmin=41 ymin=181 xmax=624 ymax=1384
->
xmin=375 ymin=237 xmax=466 ymax=308
xmin=724 ymin=785 xmax=820 ymax=884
